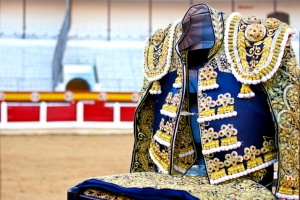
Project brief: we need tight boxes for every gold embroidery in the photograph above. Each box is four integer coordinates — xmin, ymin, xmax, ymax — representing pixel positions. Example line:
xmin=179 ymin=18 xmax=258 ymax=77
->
xmin=260 ymin=140 xmax=277 ymax=162
xmin=264 ymin=18 xmax=281 ymax=29
xmin=208 ymin=8 xmax=225 ymax=58
xmin=225 ymin=13 xmax=295 ymax=88
xmin=205 ymin=138 xmax=278 ymax=184
xmin=173 ymin=97 xmax=196 ymax=174
xmin=153 ymin=119 xmax=173 ymax=147
xmin=207 ymin=158 xmax=226 ymax=180
xmin=224 ymin=151 xmax=244 ymax=175
xmin=245 ymin=23 xmax=266 ymax=42
xmin=131 ymin=99 xmax=155 ymax=172
xmin=198 ymin=96 xmax=216 ymax=118
xmin=94 ymin=172 xmax=276 ymax=199
xmin=144 ymin=19 xmax=181 ymax=83
xmin=262 ymin=42 xmax=299 ymax=198
xmin=202 ymin=128 xmax=220 ymax=151
xmin=197 ymin=93 xmax=237 ymax=123
xmin=173 ymin=65 xmax=183 ymax=88
xmin=216 ymin=93 xmax=237 ymax=116
xmin=201 ymin=124 xmax=241 ymax=155
xmin=84 ymin=189 xmax=133 ymax=200
xmin=238 ymin=84 xmax=255 ymax=98
xmin=243 ymin=146 xmax=262 ymax=169
xmin=144 ymin=26 xmax=170 ymax=78
xmin=149 ymin=140 xmax=170 ymax=174
xmin=149 ymin=80 xmax=162 ymax=94
xmin=219 ymin=124 xmax=239 ymax=147
xmin=160 ymin=91 xmax=181 ymax=118
xmin=199 ymin=65 xmax=219 ymax=91
xmin=137 ymin=77 xmax=151 ymax=104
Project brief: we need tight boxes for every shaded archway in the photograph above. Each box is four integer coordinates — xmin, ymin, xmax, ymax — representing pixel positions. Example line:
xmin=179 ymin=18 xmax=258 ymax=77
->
xmin=66 ymin=78 xmax=90 ymax=91
xmin=267 ymin=12 xmax=289 ymax=24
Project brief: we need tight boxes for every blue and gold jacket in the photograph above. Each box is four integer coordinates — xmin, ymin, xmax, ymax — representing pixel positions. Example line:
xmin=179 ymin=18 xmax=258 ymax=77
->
xmin=130 ymin=4 xmax=299 ymax=200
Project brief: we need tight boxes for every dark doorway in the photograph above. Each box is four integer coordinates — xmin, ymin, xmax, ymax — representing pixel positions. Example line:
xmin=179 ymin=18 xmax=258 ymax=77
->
xmin=66 ymin=78 xmax=90 ymax=91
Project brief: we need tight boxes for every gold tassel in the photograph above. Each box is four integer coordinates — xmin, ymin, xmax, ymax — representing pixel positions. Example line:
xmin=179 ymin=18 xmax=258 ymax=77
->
xmin=238 ymin=84 xmax=255 ymax=98
xmin=150 ymin=81 xmax=162 ymax=95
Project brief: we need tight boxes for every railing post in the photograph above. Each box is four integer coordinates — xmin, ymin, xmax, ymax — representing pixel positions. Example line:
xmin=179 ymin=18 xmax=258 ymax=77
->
xmin=113 ymin=102 xmax=120 ymax=123
xmin=1 ymin=101 xmax=7 ymax=124
xmin=40 ymin=101 xmax=47 ymax=123
xmin=76 ymin=101 xmax=84 ymax=122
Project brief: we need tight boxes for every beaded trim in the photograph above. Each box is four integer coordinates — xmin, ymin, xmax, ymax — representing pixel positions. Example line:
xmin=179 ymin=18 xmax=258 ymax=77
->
xmin=210 ymin=159 xmax=277 ymax=184
xmin=197 ymin=93 xmax=237 ymax=123
xmin=143 ymin=19 xmax=181 ymax=82
xmin=276 ymin=193 xmax=300 ymax=200
xmin=201 ymin=125 xmax=242 ymax=155
xmin=224 ymin=12 xmax=296 ymax=85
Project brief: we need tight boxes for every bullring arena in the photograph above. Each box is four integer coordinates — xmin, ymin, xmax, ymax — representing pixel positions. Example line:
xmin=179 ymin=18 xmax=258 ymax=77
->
xmin=1 ymin=131 xmax=133 ymax=200
xmin=0 ymin=0 xmax=299 ymax=200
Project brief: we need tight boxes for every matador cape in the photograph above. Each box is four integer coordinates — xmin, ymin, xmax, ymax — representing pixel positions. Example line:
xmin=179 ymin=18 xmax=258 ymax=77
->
xmin=69 ymin=4 xmax=299 ymax=200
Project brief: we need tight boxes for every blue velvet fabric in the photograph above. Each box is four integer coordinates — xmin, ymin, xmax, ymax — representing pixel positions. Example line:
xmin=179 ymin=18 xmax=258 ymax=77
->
xmin=75 ymin=178 xmax=198 ymax=200
xmin=152 ymin=71 xmax=178 ymax=132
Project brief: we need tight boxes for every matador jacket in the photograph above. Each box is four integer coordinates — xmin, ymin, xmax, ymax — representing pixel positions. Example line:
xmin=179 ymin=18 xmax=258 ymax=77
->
xmin=130 ymin=4 xmax=299 ymax=200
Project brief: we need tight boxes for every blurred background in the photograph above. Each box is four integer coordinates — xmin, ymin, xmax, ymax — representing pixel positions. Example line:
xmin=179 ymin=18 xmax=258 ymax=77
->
xmin=0 ymin=0 xmax=299 ymax=200
xmin=0 ymin=0 xmax=299 ymax=131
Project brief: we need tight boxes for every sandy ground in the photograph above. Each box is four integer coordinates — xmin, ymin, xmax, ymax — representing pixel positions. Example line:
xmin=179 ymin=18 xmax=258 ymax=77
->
xmin=0 ymin=132 xmax=134 ymax=200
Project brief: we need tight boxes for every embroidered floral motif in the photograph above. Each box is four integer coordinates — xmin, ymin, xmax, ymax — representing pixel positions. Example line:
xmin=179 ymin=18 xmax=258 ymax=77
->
xmin=201 ymin=124 xmax=241 ymax=155
xmin=216 ymin=93 xmax=237 ymax=117
xmin=245 ymin=23 xmax=266 ymax=42
xmin=242 ymin=15 xmax=261 ymax=24
xmin=173 ymin=97 xmax=196 ymax=174
xmin=205 ymin=142 xmax=278 ymax=185
xmin=216 ymin=52 xmax=231 ymax=73
xmin=173 ymin=65 xmax=183 ymax=88
xmin=224 ymin=12 xmax=296 ymax=87
xmin=224 ymin=151 xmax=244 ymax=176
xmin=137 ymin=77 xmax=151 ymax=104
xmin=262 ymin=43 xmax=299 ymax=199
xmin=131 ymin=99 xmax=155 ymax=173
xmin=84 ymin=189 xmax=133 ymax=200
xmin=243 ymin=146 xmax=263 ymax=169
xmin=198 ymin=65 xmax=219 ymax=91
xmin=154 ymin=119 xmax=174 ymax=147
xmin=160 ymin=91 xmax=182 ymax=118
xmin=202 ymin=127 xmax=220 ymax=151
xmin=197 ymin=96 xmax=216 ymax=123
xmin=149 ymin=140 xmax=170 ymax=174
xmin=143 ymin=19 xmax=181 ymax=82
xmin=93 ymin=172 xmax=276 ymax=199
xmin=197 ymin=93 xmax=237 ymax=123
xmin=206 ymin=157 xmax=226 ymax=180
xmin=208 ymin=8 xmax=225 ymax=58
xmin=264 ymin=18 xmax=281 ymax=29
xmin=260 ymin=140 xmax=277 ymax=162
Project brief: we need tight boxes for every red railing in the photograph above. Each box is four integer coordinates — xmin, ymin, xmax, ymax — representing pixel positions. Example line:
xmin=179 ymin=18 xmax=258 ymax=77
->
xmin=0 ymin=101 xmax=136 ymax=130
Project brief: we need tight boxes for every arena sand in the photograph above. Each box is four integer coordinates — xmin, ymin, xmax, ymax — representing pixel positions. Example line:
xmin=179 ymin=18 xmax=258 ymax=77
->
xmin=0 ymin=133 xmax=134 ymax=200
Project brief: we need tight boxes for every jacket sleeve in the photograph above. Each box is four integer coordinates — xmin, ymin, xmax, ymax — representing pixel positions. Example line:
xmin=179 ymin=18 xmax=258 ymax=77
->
xmin=263 ymin=40 xmax=300 ymax=200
